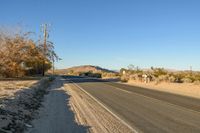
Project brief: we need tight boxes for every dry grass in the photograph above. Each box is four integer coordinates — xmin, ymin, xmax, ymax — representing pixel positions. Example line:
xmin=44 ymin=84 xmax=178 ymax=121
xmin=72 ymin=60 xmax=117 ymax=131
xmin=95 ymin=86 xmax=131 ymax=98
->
xmin=0 ymin=80 xmax=38 ymax=98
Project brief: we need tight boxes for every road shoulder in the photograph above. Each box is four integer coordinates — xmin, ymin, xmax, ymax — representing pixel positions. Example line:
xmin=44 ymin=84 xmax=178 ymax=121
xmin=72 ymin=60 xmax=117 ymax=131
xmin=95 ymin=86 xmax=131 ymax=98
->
xmin=64 ymin=81 xmax=135 ymax=133
xmin=26 ymin=77 xmax=89 ymax=133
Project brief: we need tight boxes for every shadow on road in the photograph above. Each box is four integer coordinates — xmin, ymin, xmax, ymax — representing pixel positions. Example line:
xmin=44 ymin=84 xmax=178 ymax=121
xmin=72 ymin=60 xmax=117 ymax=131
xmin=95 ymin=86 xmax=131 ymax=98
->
xmin=25 ymin=77 xmax=90 ymax=133
xmin=50 ymin=85 xmax=91 ymax=133
xmin=62 ymin=75 xmax=120 ymax=84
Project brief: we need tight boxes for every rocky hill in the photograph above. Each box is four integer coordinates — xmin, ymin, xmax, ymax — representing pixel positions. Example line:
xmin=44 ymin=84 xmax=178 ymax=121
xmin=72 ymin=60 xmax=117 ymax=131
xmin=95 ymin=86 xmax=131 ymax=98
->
xmin=66 ymin=65 xmax=116 ymax=73
xmin=55 ymin=65 xmax=117 ymax=75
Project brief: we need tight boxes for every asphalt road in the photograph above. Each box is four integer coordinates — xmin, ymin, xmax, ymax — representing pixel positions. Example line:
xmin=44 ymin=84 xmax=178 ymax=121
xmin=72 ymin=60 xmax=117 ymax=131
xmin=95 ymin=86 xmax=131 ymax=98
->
xmin=64 ymin=76 xmax=200 ymax=133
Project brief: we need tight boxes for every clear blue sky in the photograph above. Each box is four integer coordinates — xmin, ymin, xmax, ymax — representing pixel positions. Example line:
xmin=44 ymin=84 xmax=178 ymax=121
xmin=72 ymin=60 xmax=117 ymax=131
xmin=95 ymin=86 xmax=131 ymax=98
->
xmin=1 ymin=0 xmax=200 ymax=70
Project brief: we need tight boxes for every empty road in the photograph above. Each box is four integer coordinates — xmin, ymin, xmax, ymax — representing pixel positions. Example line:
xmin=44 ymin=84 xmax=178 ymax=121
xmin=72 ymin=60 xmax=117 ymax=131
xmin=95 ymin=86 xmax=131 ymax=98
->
xmin=64 ymin=76 xmax=200 ymax=133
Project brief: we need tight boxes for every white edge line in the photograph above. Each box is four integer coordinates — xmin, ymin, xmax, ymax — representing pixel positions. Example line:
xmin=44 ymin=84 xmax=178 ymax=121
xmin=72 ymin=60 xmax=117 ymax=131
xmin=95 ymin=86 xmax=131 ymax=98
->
xmin=69 ymin=80 xmax=139 ymax=133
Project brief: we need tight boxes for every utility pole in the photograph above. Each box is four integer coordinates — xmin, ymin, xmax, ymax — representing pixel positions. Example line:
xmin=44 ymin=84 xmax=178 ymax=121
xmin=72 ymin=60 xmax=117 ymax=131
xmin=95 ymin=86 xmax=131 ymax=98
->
xmin=42 ymin=24 xmax=48 ymax=76
xmin=190 ymin=66 xmax=193 ymax=75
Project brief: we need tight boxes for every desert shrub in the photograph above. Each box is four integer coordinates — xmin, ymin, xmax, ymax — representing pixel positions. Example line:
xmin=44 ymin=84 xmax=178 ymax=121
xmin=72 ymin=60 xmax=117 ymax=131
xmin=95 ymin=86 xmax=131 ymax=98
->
xmin=121 ymin=75 xmax=129 ymax=82
xmin=129 ymin=74 xmax=143 ymax=82
xmin=158 ymin=75 xmax=169 ymax=82
xmin=181 ymin=78 xmax=193 ymax=83
xmin=120 ymin=68 xmax=127 ymax=75
xmin=68 ymin=70 xmax=74 ymax=75
xmin=168 ymin=76 xmax=176 ymax=83
xmin=120 ymin=67 xmax=143 ymax=76
xmin=102 ymin=72 xmax=118 ymax=78
xmin=154 ymin=75 xmax=168 ymax=84
xmin=92 ymin=73 xmax=102 ymax=78
xmin=173 ymin=74 xmax=184 ymax=83
xmin=80 ymin=72 xmax=102 ymax=78
xmin=193 ymin=80 xmax=200 ymax=85
xmin=152 ymin=68 xmax=167 ymax=78
xmin=120 ymin=66 xmax=200 ymax=84
xmin=129 ymin=74 xmax=137 ymax=80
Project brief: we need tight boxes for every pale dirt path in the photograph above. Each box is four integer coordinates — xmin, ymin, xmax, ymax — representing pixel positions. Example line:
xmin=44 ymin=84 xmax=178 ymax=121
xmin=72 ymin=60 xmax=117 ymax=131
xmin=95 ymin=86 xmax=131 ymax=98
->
xmin=26 ymin=77 xmax=89 ymax=133
xmin=26 ymin=77 xmax=132 ymax=133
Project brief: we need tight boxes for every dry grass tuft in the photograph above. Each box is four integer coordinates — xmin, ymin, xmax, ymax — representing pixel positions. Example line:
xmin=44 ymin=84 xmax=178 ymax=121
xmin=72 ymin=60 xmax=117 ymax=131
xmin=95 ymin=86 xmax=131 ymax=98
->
xmin=0 ymin=80 xmax=38 ymax=98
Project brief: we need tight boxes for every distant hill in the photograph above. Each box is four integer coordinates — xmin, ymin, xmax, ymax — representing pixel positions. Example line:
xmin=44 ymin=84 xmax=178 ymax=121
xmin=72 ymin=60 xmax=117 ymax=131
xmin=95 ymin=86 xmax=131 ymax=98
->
xmin=55 ymin=65 xmax=117 ymax=75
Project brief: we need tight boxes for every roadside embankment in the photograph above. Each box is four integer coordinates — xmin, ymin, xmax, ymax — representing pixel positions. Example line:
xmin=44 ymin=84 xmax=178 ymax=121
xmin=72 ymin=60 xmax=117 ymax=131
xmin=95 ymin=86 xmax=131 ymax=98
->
xmin=0 ymin=77 xmax=54 ymax=133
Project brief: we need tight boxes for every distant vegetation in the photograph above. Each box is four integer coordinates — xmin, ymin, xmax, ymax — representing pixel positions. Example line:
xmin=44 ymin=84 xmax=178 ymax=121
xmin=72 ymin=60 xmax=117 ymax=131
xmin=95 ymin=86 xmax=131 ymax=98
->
xmin=0 ymin=27 xmax=59 ymax=78
xmin=55 ymin=65 xmax=200 ymax=85
xmin=55 ymin=65 xmax=119 ymax=78
xmin=120 ymin=65 xmax=200 ymax=84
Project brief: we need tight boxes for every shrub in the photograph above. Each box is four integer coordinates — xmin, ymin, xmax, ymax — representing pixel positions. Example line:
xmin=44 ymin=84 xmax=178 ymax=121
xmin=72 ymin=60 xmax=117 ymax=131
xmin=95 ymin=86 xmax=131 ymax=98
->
xmin=168 ymin=76 xmax=176 ymax=83
xmin=129 ymin=74 xmax=137 ymax=80
xmin=152 ymin=68 xmax=167 ymax=77
xmin=158 ymin=75 xmax=169 ymax=82
xmin=121 ymin=75 xmax=129 ymax=82
xmin=102 ymin=72 xmax=118 ymax=78
xmin=193 ymin=80 xmax=200 ymax=85
xmin=181 ymin=78 xmax=193 ymax=83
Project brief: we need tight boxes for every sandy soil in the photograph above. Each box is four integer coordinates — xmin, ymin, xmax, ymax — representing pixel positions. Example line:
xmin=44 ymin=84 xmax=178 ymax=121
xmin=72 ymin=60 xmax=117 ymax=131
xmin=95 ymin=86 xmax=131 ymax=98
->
xmin=65 ymin=81 xmax=133 ymax=133
xmin=0 ymin=78 xmax=51 ymax=133
xmin=126 ymin=80 xmax=200 ymax=99
xmin=26 ymin=77 xmax=89 ymax=133
xmin=0 ymin=80 xmax=37 ymax=99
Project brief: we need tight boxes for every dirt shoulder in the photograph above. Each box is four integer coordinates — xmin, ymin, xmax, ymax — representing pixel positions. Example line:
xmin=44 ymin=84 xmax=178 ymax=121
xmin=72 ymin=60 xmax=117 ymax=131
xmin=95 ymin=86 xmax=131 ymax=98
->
xmin=0 ymin=78 xmax=52 ymax=133
xmin=26 ymin=77 xmax=90 ymax=133
xmin=124 ymin=80 xmax=200 ymax=99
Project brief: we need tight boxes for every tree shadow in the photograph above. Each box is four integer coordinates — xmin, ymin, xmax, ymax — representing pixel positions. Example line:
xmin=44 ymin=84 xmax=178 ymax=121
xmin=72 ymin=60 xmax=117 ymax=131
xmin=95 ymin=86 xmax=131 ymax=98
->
xmin=62 ymin=75 xmax=120 ymax=84
xmin=44 ymin=80 xmax=91 ymax=133
xmin=21 ymin=78 xmax=91 ymax=133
